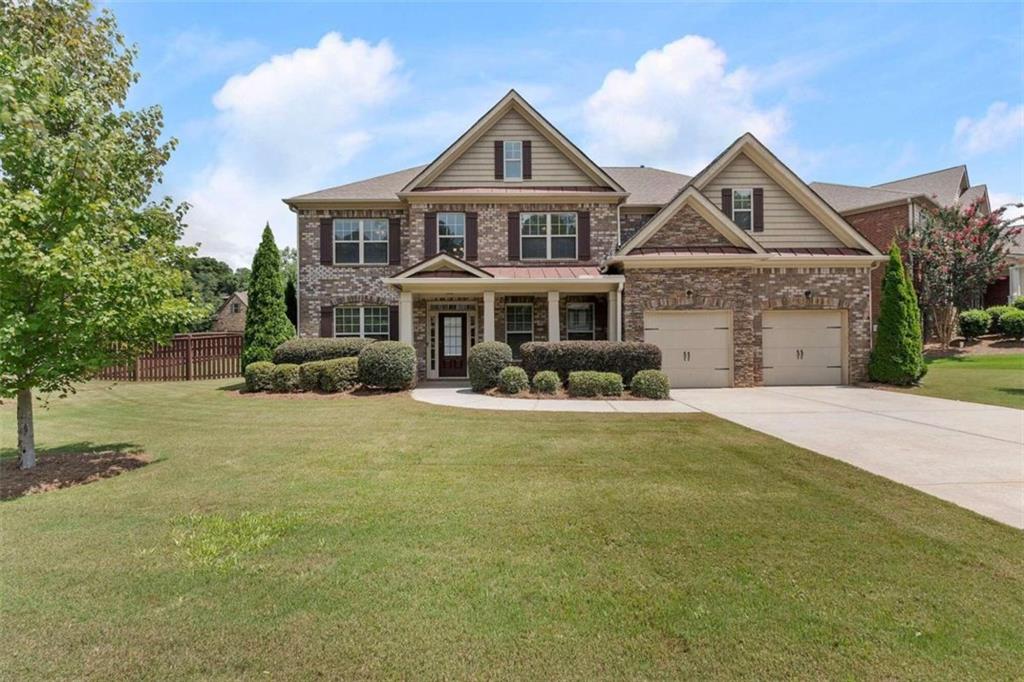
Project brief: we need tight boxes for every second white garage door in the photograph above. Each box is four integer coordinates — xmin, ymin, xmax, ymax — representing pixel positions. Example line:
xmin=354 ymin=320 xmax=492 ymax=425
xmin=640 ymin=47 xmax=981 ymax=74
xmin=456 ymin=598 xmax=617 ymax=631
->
xmin=762 ymin=310 xmax=845 ymax=385
xmin=644 ymin=311 xmax=733 ymax=388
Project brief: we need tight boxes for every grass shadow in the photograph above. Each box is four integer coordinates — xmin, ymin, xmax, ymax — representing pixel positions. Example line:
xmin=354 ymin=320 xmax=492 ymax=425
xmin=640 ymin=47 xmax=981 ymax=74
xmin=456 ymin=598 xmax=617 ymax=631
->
xmin=0 ymin=441 xmax=150 ymax=501
xmin=216 ymin=381 xmax=248 ymax=392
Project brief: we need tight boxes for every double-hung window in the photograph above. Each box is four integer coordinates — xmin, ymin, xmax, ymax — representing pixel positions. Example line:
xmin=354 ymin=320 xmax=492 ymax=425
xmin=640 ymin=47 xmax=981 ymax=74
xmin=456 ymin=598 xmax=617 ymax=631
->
xmin=437 ymin=212 xmax=465 ymax=258
xmin=731 ymin=189 xmax=753 ymax=231
xmin=521 ymin=213 xmax=577 ymax=260
xmin=335 ymin=306 xmax=390 ymax=340
xmin=566 ymin=303 xmax=595 ymax=340
xmin=503 ymin=141 xmax=523 ymax=181
xmin=334 ymin=218 xmax=389 ymax=264
xmin=505 ymin=303 xmax=533 ymax=359
xmin=231 ymin=303 xmax=241 ymax=314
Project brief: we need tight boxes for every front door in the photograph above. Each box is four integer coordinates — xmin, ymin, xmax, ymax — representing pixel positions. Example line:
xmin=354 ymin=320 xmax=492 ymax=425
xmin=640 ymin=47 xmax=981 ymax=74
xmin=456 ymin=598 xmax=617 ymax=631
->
xmin=438 ymin=313 xmax=468 ymax=377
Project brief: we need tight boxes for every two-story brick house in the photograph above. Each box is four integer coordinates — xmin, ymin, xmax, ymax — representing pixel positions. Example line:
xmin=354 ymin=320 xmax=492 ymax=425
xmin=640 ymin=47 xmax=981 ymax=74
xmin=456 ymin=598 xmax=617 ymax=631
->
xmin=285 ymin=90 xmax=887 ymax=387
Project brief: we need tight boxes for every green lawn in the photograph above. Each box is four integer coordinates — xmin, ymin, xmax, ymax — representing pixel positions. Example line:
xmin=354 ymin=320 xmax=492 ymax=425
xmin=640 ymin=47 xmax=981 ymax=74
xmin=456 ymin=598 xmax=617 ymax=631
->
xmin=2 ymin=380 xmax=1022 ymax=680
xmin=891 ymin=353 xmax=1024 ymax=408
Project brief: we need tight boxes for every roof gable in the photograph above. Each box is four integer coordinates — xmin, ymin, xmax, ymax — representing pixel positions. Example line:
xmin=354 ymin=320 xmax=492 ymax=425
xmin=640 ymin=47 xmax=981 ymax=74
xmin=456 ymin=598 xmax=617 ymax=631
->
xmin=873 ymin=165 xmax=968 ymax=205
xmin=392 ymin=253 xmax=492 ymax=279
xmin=689 ymin=134 xmax=879 ymax=253
xmin=401 ymin=90 xmax=626 ymax=194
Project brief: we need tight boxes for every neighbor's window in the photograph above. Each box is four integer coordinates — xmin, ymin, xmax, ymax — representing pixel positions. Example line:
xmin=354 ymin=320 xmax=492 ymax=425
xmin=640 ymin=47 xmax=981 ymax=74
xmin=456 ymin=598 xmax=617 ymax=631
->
xmin=504 ymin=140 xmax=523 ymax=181
xmin=521 ymin=213 xmax=577 ymax=260
xmin=335 ymin=306 xmax=390 ymax=340
xmin=505 ymin=302 xmax=533 ymax=359
xmin=231 ymin=303 xmax=241 ymax=314
xmin=567 ymin=303 xmax=595 ymax=340
xmin=334 ymin=218 xmax=389 ymax=264
xmin=732 ymin=189 xmax=753 ymax=231
xmin=437 ymin=212 xmax=466 ymax=258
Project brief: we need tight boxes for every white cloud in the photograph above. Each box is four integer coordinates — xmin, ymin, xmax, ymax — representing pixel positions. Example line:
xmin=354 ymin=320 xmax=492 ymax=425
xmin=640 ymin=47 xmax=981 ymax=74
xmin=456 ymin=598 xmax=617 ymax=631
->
xmin=990 ymin=191 xmax=1024 ymax=222
xmin=953 ymin=102 xmax=1024 ymax=155
xmin=181 ymin=33 xmax=402 ymax=266
xmin=582 ymin=36 xmax=788 ymax=172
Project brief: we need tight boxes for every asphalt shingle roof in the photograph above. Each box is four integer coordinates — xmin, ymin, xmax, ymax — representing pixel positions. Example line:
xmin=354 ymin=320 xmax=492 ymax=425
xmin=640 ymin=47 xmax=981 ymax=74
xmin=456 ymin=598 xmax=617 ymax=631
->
xmin=872 ymin=165 xmax=967 ymax=206
xmin=808 ymin=182 xmax=917 ymax=213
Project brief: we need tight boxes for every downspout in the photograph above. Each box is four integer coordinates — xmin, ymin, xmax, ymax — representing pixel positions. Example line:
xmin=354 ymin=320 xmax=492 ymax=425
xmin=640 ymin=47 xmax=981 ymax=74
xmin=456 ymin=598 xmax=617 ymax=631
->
xmin=617 ymin=280 xmax=625 ymax=342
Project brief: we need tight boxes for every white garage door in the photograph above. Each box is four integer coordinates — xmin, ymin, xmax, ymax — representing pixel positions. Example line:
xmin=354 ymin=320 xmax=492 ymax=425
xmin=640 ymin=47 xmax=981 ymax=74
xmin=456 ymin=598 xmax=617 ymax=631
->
xmin=762 ymin=310 xmax=845 ymax=386
xmin=644 ymin=311 xmax=732 ymax=388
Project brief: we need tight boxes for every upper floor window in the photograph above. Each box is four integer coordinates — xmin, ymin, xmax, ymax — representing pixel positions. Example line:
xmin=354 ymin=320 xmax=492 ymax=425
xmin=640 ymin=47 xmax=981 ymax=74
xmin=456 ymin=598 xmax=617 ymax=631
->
xmin=335 ymin=305 xmax=390 ymax=340
xmin=230 ymin=303 xmax=241 ymax=314
xmin=504 ymin=141 xmax=523 ymax=181
xmin=521 ymin=212 xmax=577 ymax=260
xmin=334 ymin=218 xmax=388 ymax=264
xmin=567 ymin=303 xmax=595 ymax=340
xmin=437 ymin=212 xmax=465 ymax=258
xmin=732 ymin=189 xmax=753 ymax=231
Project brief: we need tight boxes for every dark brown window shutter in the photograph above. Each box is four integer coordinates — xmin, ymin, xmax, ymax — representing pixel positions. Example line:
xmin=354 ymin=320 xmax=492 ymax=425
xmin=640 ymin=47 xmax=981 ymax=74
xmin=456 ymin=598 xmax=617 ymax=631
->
xmin=594 ymin=296 xmax=608 ymax=340
xmin=388 ymin=217 xmax=402 ymax=264
xmin=424 ymin=212 xmax=437 ymax=258
xmin=388 ymin=305 xmax=399 ymax=341
xmin=494 ymin=141 xmax=504 ymax=180
xmin=577 ymin=211 xmax=591 ymax=261
xmin=721 ymin=188 xmax=732 ymax=217
xmin=522 ymin=140 xmax=532 ymax=180
xmin=320 ymin=218 xmax=333 ymax=265
xmin=320 ymin=305 xmax=334 ymax=337
xmin=465 ymin=212 xmax=478 ymax=260
xmin=507 ymin=211 xmax=520 ymax=261
xmin=753 ymin=188 xmax=765 ymax=232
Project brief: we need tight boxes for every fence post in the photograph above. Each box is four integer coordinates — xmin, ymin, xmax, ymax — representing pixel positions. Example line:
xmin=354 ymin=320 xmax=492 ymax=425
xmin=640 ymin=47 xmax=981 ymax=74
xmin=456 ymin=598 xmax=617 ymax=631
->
xmin=134 ymin=356 xmax=141 ymax=382
xmin=186 ymin=335 xmax=194 ymax=380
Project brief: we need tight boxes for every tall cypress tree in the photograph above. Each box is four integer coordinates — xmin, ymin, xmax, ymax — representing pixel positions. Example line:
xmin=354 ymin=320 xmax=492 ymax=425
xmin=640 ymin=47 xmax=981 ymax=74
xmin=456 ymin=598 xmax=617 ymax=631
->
xmin=243 ymin=225 xmax=294 ymax=366
xmin=284 ymin=275 xmax=298 ymax=328
xmin=869 ymin=243 xmax=925 ymax=385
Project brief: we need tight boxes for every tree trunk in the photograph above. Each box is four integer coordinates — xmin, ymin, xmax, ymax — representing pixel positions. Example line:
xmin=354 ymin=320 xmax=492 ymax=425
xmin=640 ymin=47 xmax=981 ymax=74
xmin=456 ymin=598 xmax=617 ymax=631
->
xmin=17 ymin=388 xmax=36 ymax=470
xmin=930 ymin=304 xmax=957 ymax=348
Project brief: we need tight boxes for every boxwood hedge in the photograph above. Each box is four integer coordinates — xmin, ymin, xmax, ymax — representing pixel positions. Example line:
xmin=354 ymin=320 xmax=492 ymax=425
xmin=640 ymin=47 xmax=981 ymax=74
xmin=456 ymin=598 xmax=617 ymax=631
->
xmin=520 ymin=341 xmax=660 ymax=383
xmin=567 ymin=371 xmax=623 ymax=398
xmin=272 ymin=338 xmax=374 ymax=365
xmin=467 ymin=341 xmax=513 ymax=392
xmin=243 ymin=361 xmax=275 ymax=392
xmin=358 ymin=341 xmax=416 ymax=390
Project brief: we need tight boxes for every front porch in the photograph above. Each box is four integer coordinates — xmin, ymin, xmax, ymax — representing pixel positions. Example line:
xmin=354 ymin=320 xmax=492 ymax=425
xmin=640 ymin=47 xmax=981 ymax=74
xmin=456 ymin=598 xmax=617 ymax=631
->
xmin=384 ymin=254 xmax=623 ymax=379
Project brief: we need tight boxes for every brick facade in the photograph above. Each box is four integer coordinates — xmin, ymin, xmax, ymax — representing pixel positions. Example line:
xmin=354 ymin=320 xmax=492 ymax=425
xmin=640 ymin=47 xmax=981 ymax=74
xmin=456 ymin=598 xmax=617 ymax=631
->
xmin=641 ymin=205 xmax=732 ymax=248
xmin=845 ymin=204 xmax=908 ymax=323
xmin=622 ymin=266 xmax=873 ymax=386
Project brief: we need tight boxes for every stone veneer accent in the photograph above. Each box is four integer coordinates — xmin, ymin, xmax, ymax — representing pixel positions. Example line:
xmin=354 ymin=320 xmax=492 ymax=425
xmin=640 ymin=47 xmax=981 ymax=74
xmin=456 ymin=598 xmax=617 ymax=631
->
xmin=622 ymin=267 xmax=873 ymax=386
xmin=640 ymin=205 xmax=732 ymax=248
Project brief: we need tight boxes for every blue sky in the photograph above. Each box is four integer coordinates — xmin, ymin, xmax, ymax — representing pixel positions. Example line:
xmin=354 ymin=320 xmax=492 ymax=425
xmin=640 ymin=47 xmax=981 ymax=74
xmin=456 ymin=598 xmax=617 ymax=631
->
xmin=109 ymin=1 xmax=1024 ymax=265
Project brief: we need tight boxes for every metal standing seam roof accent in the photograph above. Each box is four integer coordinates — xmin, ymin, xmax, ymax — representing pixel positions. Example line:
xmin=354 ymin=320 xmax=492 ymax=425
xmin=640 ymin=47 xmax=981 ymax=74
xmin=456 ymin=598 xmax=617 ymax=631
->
xmin=625 ymin=245 xmax=870 ymax=257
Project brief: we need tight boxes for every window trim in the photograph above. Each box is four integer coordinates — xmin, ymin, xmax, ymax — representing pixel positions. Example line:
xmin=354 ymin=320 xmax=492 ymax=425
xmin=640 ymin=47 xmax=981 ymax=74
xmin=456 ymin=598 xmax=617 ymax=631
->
xmin=731 ymin=188 xmax=754 ymax=232
xmin=334 ymin=305 xmax=390 ymax=340
xmin=504 ymin=302 xmax=534 ymax=356
xmin=333 ymin=217 xmax=389 ymax=265
xmin=503 ymin=140 xmax=523 ymax=182
xmin=230 ymin=303 xmax=241 ymax=314
xmin=566 ymin=302 xmax=595 ymax=340
xmin=436 ymin=212 xmax=466 ymax=258
xmin=519 ymin=212 xmax=578 ymax=261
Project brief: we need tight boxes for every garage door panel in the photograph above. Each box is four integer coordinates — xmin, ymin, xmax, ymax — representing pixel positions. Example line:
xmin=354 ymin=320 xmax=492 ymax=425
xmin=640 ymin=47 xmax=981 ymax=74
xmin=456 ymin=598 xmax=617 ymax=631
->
xmin=764 ymin=365 xmax=842 ymax=386
xmin=762 ymin=310 xmax=842 ymax=328
xmin=644 ymin=311 xmax=732 ymax=388
xmin=762 ymin=311 xmax=845 ymax=386
xmin=663 ymin=367 xmax=732 ymax=389
xmin=763 ymin=346 xmax=841 ymax=368
xmin=646 ymin=314 xmax=731 ymax=332
xmin=762 ymin=327 xmax=841 ymax=348
xmin=651 ymin=329 xmax=731 ymax=350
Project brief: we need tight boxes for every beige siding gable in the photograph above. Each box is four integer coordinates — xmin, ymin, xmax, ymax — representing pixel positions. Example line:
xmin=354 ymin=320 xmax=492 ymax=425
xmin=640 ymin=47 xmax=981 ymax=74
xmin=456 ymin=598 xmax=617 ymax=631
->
xmin=427 ymin=110 xmax=604 ymax=189
xmin=702 ymin=152 xmax=843 ymax=248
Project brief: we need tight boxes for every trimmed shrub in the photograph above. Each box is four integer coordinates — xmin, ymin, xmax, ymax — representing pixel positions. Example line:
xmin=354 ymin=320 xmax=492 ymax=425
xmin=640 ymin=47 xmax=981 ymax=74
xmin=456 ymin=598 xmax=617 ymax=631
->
xmin=1000 ymin=309 xmax=1024 ymax=340
xmin=1013 ymin=296 xmax=1024 ymax=311
xmin=498 ymin=366 xmax=529 ymax=394
xmin=272 ymin=337 xmax=374 ymax=364
xmin=297 ymin=361 xmax=327 ymax=392
xmin=869 ymin=243 xmax=925 ymax=385
xmin=242 ymin=225 xmax=294 ymax=366
xmin=531 ymin=370 xmax=561 ymax=395
xmin=320 ymin=357 xmax=359 ymax=393
xmin=568 ymin=371 xmax=624 ymax=398
xmin=269 ymin=363 xmax=301 ymax=392
xmin=358 ymin=341 xmax=416 ymax=390
xmin=986 ymin=305 xmax=1016 ymax=334
xmin=467 ymin=341 xmax=513 ymax=392
xmin=243 ymin=361 xmax=275 ymax=392
xmin=520 ymin=341 xmax=660 ymax=383
xmin=630 ymin=370 xmax=670 ymax=399
xmin=958 ymin=309 xmax=991 ymax=341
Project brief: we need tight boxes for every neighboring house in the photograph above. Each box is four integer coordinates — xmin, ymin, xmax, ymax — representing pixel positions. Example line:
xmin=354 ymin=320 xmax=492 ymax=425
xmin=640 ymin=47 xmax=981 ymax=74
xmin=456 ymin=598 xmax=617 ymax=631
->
xmin=984 ymin=232 xmax=1024 ymax=307
xmin=810 ymin=166 xmax=997 ymax=317
xmin=285 ymin=90 xmax=884 ymax=388
xmin=211 ymin=291 xmax=247 ymax=333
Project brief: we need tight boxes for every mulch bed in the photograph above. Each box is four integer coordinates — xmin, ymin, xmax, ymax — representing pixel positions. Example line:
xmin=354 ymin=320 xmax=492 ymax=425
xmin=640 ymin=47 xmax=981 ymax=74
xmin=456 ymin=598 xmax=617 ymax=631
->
xmin=925 ymin=334 xmax=1024 ymax=358
xmin=483 ymin=388 xmax=652 ymax=401
xmin=1 ymin=450 xmax=151 ymax=501
xmin=230 ymin=387 xmax=404 ymax=399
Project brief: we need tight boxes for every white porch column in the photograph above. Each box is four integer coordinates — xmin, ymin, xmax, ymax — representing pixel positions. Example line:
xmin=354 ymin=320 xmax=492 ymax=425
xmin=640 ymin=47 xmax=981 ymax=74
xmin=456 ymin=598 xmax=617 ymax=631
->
xmin=547 ymin=291 xmax=560 ymax=342
xmin=483 ymin=291 xmax=496 ymax=342
xmin=1010 ymin=265 xmax=1023 ymax=302
xmin=399 ymin=291 xmax=413 ymax=344
xmin=607 ymin=289 xmax=619 ymax=342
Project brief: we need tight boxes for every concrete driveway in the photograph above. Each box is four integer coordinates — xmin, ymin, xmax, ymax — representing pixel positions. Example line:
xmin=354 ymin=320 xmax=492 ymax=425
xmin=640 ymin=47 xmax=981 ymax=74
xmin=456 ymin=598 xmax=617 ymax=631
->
xmin=671 ymin=386 xmax=1024 ymax=528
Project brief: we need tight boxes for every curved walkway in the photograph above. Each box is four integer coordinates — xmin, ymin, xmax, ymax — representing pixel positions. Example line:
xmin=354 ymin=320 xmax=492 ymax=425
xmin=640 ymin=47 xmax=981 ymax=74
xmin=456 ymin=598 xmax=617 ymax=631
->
xmin=411 ymin=382 xmax=697 ymax=413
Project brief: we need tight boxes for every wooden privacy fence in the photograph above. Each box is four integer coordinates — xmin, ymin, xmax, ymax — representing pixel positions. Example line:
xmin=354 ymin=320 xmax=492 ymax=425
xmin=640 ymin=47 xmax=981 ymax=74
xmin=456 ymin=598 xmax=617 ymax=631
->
xmin=95 ymin=332 xmax=243 ymax=381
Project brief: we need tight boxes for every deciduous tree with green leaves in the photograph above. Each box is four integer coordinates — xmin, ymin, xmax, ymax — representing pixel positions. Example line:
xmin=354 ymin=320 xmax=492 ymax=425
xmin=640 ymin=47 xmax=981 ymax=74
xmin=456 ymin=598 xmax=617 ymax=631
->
xmin=0 ymin=0 xmax=202 ymax=468
xmin=243 ymin=225 xmax=294 ymax=366
xmin=869 ymin=243 xmax=926 ymax=385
